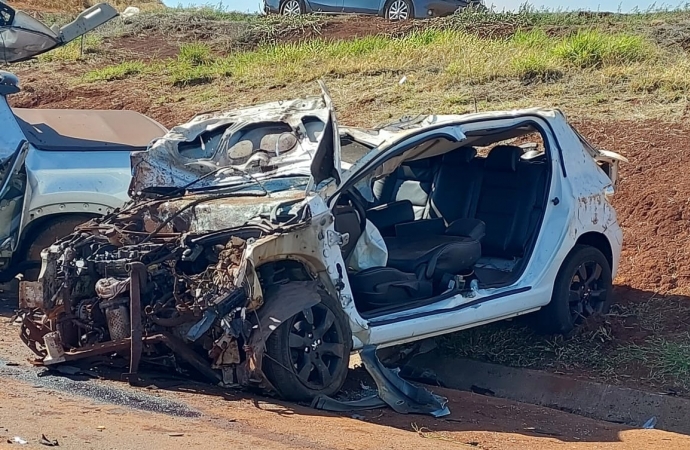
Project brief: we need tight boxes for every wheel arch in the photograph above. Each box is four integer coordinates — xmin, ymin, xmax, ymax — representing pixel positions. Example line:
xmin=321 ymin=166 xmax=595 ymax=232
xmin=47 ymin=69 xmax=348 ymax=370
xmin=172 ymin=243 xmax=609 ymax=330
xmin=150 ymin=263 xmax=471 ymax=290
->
xmin=247 ymin=256 xmax=344 ymax=342
xmin=575 ymin=231 xmax=613 ymax=270
xmin=17 ymin=212 xmax=98 ymax=255
xmin=255 ymin=252 xmax=341 ymax=294
xmin=13 ymin=212 xmax=102 ymax=265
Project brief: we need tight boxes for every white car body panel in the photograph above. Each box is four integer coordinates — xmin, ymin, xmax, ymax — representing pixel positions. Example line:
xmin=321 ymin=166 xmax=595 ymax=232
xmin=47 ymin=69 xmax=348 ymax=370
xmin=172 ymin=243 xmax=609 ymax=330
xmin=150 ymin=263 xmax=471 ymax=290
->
xmin=239 ymin=107 xmax=623 ymax=351
xmin=326 ymin=109 xmax=622 ymax=349
xmin=0 ymin=92 xmax=166 ymax=265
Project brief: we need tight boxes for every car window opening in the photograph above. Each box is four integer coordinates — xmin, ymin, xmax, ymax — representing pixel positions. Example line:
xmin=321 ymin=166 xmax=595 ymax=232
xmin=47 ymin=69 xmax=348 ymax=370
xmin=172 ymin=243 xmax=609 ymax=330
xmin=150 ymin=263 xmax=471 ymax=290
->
xmin=334 ymin=124 xmax=552 ymax=318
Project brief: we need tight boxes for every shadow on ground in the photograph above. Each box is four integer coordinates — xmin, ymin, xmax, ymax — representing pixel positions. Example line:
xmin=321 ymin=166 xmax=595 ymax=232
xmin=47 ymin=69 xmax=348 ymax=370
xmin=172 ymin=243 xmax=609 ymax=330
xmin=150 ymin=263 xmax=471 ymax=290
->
xmin=27 ymin=350 xmax=639 ymax=445
xmin=0 ymin=282 xmax=679 ymax=444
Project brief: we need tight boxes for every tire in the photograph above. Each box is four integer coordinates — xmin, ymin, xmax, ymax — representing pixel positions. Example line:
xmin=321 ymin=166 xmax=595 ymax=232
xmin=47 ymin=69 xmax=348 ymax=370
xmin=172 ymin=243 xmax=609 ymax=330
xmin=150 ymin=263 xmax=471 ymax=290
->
xmin=280 ymin=0 xmax=303 ymax=15
xmin=384 ymin=0 xmax=413 ymax=20
xmin=537 ymin=245 xmax=613 ymax=335
xmin=262 ymin=284 xmax=352 ymax=402
xmin=20 ymin=215 xmax=93 ymax=282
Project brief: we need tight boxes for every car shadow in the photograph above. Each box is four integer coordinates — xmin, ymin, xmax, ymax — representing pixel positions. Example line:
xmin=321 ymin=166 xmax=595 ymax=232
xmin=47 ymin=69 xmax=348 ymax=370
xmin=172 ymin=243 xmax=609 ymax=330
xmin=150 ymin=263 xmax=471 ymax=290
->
xmin=0 ymin=280 xmax=18 ymax=319
xmin=42 ymin=351 xmax=638 ymax=445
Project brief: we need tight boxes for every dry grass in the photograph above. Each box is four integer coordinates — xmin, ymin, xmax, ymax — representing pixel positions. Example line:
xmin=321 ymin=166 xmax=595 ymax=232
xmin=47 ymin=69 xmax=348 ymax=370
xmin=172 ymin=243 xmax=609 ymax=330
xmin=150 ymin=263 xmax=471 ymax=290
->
xmin=437 ymin=294 xmax=690 ymax=394
xmin=12 ymin=0 xmax=164 ymax=13
xmin=63 ymin=19 xmax=690 ymax=125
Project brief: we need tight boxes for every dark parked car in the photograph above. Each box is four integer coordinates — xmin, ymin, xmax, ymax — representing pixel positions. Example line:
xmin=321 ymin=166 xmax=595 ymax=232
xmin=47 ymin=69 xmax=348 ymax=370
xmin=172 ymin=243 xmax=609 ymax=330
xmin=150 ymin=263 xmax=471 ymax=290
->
xmin=264 ymin=0 xmax=485 ymax=20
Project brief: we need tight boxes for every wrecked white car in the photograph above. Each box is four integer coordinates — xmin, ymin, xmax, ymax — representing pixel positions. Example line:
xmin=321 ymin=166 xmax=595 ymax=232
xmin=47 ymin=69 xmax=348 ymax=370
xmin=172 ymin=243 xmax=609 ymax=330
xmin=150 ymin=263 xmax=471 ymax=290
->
xmin=18 ymin=84 xmax=626 ymax=404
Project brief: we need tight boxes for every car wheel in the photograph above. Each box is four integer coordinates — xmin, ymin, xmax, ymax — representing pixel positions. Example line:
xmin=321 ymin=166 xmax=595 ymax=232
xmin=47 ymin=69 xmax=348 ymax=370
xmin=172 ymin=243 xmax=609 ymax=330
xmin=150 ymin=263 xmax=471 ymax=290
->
xmin=385 ymin=0 xmax=413 ymax=20
xmin=262 ymin=285 xmax=352 ymax=402
xmin=20 ymin=215 xmax=93 ymax=282
xmin=280 ymin=0 xmax=303 ymax=15
xmin=537 ymin=245 xmax=613 ymax=335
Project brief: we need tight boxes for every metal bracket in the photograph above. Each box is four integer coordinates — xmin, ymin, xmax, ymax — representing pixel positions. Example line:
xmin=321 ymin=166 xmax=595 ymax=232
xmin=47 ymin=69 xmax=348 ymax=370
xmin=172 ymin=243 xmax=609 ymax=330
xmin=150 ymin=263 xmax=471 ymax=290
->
xmin=327 ymin=230 xmax=349 ymax=248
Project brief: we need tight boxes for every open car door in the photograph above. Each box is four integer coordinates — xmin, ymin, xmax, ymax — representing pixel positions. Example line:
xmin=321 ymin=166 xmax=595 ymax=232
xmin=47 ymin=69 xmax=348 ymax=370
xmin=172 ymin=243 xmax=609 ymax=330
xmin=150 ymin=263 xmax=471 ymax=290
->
xmin=0 ymin=1 xmax=118 ymax=63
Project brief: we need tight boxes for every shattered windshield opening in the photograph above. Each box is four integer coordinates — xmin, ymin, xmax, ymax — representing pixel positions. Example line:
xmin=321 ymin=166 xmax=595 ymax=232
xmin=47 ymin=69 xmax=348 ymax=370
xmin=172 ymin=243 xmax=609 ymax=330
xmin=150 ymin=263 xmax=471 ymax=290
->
xmin=129 ymin=96 xmax=337 ymax=194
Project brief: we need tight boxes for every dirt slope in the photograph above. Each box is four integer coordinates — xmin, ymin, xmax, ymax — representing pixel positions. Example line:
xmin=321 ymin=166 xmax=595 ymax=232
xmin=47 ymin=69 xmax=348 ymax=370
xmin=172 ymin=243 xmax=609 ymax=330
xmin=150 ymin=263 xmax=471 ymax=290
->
xmin=575 ymin=120 xmax=690 ymax=295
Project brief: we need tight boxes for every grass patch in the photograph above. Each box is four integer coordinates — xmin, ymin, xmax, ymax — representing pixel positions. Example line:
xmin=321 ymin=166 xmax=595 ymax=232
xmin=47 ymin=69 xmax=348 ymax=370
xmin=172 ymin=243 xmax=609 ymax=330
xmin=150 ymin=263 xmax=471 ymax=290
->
xmin=84 ymin=61 xmax=146 ymax=82
xmin=552 ymin=30 xmax=651 ymax=68
xmin=512 ymin=53 xmax=563 ymax=83
xmin=168 ymin=62 xmax=231 ymax=87
xmin=510 ymin=28 xmax=551 ymax=48
xmin=615 ymin=336 xmax=690 ymax=391
xmin=60 ymin=5 xmax=690 ymax=127
xmin=168 ymin=5 xmax=256 ymax=22
xmin=178 ymin=43 xmax=214 ymax=66
xmin=38 ymin=34 xmax=102 ymax=62
xmin=436 ymin=320 xmax=622 ymax=379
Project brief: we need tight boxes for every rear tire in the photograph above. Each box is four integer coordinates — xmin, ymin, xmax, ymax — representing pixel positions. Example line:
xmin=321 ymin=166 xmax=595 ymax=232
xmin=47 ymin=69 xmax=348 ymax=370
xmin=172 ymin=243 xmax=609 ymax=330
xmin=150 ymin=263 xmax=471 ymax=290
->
xmin=280 ymin=0 xmax=303 ymax=15
xmin=384 ymin=0 xmax=413 ymax=20
xmin=262 ymin=284 xmax=351 ymax=402
xmin=20 ymin=215 xmax=93 ymax=282
xmin=537 ymin=245 xmax=613 ymax=334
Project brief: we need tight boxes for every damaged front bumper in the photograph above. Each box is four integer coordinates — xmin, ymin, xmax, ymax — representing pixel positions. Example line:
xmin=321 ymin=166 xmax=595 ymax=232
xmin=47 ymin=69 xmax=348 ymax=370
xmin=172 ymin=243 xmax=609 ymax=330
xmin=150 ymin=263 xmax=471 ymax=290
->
xmin=16 ymin=190 xmax=316 ymax=393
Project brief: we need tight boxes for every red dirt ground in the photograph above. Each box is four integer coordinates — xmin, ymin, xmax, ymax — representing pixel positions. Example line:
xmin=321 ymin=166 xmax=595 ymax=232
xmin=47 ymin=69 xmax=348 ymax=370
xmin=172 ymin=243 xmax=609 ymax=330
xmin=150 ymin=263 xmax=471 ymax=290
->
xmin=575 ymin=120 xmax=690 ymax=295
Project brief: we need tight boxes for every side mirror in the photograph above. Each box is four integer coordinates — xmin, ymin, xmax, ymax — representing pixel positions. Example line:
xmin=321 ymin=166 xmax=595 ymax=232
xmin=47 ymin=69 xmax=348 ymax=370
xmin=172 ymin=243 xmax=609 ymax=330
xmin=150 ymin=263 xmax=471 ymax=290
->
xmin=0 ymin=71 xmax=20 ymax=96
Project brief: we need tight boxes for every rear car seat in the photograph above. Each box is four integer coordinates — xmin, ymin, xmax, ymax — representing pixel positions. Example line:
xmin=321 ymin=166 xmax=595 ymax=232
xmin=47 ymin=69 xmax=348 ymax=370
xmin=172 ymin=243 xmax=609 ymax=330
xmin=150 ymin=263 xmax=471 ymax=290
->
xmin=474 ymin=145 xmax=547 ymax=258
xmin=349 ymin=144 xmax=548 ymax=312
xmin=428 ymin=147 xmax=484 ymax=224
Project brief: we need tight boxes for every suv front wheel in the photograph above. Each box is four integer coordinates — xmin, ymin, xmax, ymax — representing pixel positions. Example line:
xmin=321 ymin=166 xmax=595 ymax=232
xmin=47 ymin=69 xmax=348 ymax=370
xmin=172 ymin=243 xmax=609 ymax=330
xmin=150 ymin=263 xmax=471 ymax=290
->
xmin=538 ymin=245 xmax=613 ymax=334
xmin=385 ymin=0 xmax=413 ymax=20
xmin=20 ymin=215 xmax=95 ymax=282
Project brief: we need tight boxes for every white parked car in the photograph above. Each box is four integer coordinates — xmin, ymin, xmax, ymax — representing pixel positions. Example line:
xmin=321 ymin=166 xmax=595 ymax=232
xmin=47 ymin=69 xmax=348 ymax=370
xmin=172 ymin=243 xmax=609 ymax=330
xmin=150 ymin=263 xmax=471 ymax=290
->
xmin=19 ymin=84 xmax=626 ymax=403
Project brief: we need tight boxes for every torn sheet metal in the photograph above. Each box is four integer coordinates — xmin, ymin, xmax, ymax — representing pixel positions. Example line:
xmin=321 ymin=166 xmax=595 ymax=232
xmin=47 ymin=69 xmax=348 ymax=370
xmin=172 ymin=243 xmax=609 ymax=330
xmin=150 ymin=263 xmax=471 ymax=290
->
xmin=0 ymin=2 xmax=118 ymax=63
xmin=312 ymin=346 xmax=450 ymax=417
xmin=129 ymin=95 xmax=340 ymax=195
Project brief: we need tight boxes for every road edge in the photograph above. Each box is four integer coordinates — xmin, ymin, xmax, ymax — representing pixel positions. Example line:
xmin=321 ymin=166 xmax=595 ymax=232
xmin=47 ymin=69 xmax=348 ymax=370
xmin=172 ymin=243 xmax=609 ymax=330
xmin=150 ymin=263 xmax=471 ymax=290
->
xmin=410 ymin=353 xmax=690 ymax=435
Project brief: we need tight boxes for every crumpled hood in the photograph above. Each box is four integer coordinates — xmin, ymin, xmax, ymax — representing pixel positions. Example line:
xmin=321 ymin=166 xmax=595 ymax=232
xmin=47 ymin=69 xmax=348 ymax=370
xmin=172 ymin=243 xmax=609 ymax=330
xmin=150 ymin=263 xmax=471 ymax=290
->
xmin=129 ymin=87 xmax=340 ymax=196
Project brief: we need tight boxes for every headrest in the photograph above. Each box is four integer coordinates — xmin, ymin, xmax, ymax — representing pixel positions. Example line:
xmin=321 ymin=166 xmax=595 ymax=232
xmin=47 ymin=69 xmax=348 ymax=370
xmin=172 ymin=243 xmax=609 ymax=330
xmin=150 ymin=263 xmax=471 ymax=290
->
xmin=485 ymin=145 xmax=523 ymax=172
xmin=521 ymin=149 xmax=542 ymax=160
xmin=443 ymin=146 xmax=477 ymax=164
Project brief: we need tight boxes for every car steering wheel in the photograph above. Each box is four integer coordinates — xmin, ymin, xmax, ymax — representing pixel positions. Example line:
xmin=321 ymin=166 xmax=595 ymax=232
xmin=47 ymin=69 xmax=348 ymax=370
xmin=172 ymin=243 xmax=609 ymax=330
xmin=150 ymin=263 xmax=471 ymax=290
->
xmin=339 ymin=190 xmax=368 ymax=234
